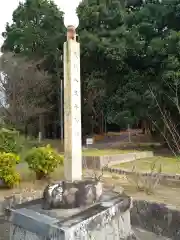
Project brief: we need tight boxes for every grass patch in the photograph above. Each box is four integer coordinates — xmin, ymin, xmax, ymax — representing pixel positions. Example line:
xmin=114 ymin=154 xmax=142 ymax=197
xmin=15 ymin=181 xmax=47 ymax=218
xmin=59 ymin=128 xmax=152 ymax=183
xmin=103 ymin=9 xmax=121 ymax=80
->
xmin=118 ymin=142 xmax=162 ymax=147
xmin=114 ymin=156 xmax=180 ymax=174
xmin=17 ymin=147 xmax=138 ymax=182
xmin=82 ymin=148 xmax=137 ymax=156
xmin=42 ymin=139 xmax=64 ymax=152
xmin=106 ymin=132 xmax=121 ymax=136
xmin=42 ymin=139 xmax=139 ymax=156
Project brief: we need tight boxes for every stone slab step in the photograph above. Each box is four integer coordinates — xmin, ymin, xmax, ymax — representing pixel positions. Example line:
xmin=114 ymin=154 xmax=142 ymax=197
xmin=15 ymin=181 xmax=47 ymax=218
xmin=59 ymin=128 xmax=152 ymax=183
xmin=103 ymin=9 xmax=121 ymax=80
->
xmin=133 ymin=227 xmax=171 ymax=240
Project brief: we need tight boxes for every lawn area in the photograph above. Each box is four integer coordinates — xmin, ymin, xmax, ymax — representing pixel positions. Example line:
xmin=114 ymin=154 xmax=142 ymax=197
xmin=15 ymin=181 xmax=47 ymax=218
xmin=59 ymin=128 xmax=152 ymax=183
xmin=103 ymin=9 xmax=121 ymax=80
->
xmin=114 ymin=156 xmax=180 ymax=174
xmin=82 ymin=148 xmax=136 ymax=156
xmin=17 ymin=163 xmax=65 ymax=182
xmin=17 ymin=148 xmax=139 ymax=182
xmin=42 ymin=139 xmax=138 ymax=156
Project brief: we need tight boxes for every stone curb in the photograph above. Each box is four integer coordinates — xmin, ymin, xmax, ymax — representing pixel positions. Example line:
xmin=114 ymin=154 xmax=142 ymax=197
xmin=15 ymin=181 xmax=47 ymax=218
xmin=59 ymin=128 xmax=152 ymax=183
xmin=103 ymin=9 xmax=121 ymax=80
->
xmin=83 ymin=151 xmax=154 ymax=170
xmin=106 ymin=167 xmax=180 ymax=181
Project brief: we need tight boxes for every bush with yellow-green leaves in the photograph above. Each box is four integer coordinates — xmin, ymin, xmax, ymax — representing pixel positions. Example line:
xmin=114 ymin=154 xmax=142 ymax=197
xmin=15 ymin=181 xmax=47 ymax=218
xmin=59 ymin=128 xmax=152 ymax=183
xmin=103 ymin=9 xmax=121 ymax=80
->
xmin=0 ymin=152 xmax=20 ymax=188
xmin=24 ymin=145 xmax=63 ymax=180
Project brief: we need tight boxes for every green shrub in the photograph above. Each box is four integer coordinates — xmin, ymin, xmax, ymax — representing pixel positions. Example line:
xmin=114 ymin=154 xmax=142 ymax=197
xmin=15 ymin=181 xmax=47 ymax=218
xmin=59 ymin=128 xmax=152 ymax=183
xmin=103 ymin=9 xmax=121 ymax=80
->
xmin=0 ymin=128 xmax=22 ymax=154
xmin=0 ymin=152 xmax=21 ymax=188
xmin=24 ymin=145 xmax=64 ymax=179
xmin=0 ymin=128 xmax=41 ymax=159
xmin=19 ymin=139 xmax=43 ymax=162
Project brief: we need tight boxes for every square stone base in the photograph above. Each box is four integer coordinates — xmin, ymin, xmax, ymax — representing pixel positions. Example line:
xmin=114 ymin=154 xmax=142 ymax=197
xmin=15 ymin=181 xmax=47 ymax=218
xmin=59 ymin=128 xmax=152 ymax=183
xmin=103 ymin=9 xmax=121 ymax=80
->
xmin=7 ymin=191 xmax=134 ymax=239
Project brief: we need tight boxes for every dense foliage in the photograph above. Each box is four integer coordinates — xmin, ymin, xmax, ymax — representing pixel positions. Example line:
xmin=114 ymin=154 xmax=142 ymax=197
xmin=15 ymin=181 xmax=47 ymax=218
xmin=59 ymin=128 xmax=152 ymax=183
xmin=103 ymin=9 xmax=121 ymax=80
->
xmin=24 ymin=145 xmax=63 ymax=179
xmin=0 ymin=152 xmax=20 ymax=188
xmin=1 ymin=0 xmax=180 ymax=139
xmin=0 ymin=128 xmax=22 ymax=153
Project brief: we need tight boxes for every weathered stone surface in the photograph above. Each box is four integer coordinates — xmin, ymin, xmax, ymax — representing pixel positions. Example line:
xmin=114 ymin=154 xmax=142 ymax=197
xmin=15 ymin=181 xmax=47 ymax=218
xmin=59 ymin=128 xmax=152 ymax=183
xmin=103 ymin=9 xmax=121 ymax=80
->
xmin=1 ymin=191 xmax=179 ymax=239
xmin=1 ymin=190 xmax=43 ymax=215
xmin=42 ymin=180 xmax=103 ymax=209
xmin=7 ymin=191 xmax=134 ymax=240
xmin=133 ymin=227 xmax=171 ymax=240
xmin=131 ymin=200 xmax=180 ymax=239
xmin=64 ymin=39 xmax=82 ymax=182
xmin=83 ymin=151 xmax=154 ymax=170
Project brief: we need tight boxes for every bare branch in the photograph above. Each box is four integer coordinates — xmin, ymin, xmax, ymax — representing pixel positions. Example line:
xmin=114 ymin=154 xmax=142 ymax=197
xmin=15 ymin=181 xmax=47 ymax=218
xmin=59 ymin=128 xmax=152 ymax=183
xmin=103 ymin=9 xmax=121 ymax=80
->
xmin=149 ymin=86 xmax=180 ymax=153
xmin=0 ymin=52 xmax=53 ymax=126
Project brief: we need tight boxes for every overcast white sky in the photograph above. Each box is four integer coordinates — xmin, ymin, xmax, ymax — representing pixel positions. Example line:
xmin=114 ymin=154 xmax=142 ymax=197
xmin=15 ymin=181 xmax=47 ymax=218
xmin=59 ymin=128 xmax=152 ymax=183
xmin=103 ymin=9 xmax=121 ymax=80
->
xmin=0 ymin=0 xmax=75 ymax=50
xmin=0 ymin=0 xmax=20 ymax=48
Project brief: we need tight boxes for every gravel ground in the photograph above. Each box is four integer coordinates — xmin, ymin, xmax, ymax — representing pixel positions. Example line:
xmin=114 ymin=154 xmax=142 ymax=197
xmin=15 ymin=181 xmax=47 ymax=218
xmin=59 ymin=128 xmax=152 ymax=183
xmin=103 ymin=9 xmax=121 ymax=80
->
xmin=0 ymin=217 xmax=9 ymax=240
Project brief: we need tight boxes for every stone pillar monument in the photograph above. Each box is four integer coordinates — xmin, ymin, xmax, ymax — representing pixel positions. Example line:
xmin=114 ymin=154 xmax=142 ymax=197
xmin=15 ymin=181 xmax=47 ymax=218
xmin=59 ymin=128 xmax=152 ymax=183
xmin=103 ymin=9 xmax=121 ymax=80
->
xmin=63 ymin=37 xmax=82 ymax=181
xmin=6 ymin=4 xmax=134 ymax=240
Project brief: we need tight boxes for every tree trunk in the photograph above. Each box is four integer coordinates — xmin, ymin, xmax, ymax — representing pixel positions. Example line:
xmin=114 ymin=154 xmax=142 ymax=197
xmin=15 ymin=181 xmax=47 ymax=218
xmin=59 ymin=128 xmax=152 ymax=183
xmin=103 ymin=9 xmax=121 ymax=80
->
xmin=39 ymin=114 xmax=45 ymax=139
xmin=36 ymin=171 xmax=47 ymax=180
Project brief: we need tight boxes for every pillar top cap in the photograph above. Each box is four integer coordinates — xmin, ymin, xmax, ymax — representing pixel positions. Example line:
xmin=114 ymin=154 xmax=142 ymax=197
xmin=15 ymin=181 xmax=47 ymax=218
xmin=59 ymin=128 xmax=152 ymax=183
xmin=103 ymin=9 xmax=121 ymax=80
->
xmin=58 ymin=0 xmax=81 ymax=29
xmin=63 ymin=12 xmax=79 ymax=29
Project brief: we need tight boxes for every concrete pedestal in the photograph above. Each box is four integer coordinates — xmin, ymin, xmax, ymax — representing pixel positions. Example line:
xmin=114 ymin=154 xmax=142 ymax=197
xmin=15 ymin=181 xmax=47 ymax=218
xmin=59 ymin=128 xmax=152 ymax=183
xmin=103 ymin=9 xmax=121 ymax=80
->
xmin=6 ymin=191 xmax=135 ymax=239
